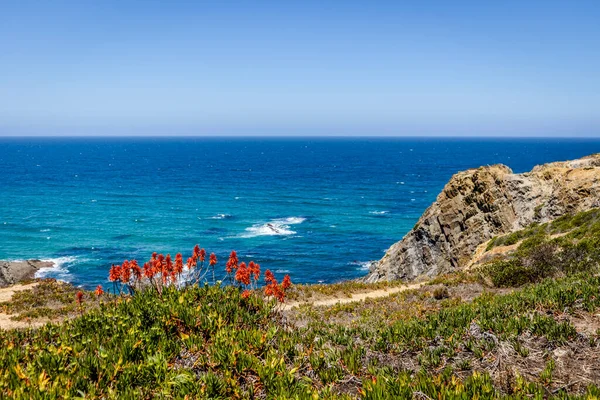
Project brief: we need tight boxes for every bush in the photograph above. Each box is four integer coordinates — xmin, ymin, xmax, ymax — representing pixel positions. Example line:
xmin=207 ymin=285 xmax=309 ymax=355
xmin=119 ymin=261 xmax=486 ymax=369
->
xmin=483 ymin=259 xmax=538 ymax=287
xmin=432 ymin=286 xmax=450 ymax=300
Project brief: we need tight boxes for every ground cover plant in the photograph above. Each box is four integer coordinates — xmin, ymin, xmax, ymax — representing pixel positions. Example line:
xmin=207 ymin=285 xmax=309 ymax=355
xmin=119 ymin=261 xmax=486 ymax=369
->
xmin=3 ymin=218 xmax=600 ymax=398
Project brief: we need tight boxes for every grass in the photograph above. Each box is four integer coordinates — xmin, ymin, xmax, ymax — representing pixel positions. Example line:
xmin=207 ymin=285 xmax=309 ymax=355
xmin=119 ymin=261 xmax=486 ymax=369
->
xmin=486 ymin=208 xmax=600 ymax=251
xmin=0 ymin=280 xmax=101 ymax=321
xmin=287 ymin=279 xmax=407 ymax=302
xmin=2 ymin=273 xmax=600 ymax=398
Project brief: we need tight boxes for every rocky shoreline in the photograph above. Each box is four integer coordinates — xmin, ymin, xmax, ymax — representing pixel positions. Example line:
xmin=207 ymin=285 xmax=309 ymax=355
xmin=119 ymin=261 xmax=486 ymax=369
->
xmin=366 ymin=154 xmax=600 ymax=283
xmin=0 ymin=260 xmax=53 ymax=288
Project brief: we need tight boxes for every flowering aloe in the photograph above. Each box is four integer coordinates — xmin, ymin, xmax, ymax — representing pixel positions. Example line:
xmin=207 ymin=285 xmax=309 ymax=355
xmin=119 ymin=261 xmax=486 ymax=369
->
xmin=106 ymin=245 xmax=292 ymax=302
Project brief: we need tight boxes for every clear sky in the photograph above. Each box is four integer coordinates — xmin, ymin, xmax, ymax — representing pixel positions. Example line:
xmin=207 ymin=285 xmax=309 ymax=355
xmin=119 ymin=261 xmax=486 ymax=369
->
xmin=1 ymin=0 xmax=599 ymax=136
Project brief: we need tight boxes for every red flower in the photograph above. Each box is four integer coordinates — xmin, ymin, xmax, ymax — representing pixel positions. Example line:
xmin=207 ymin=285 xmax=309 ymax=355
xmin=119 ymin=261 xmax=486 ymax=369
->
xmin=165 ymin=254 xmax=173 ymax=273
xmin=120 ymin=260 xmax=131 ymax=283
xmin=131 ymin=260 xmax=142 ymax=281
xmin=249 ymin=261 xmax=260 ymax=281
xmin=241 ymin=290 xmax=251 ymax=299
xmin=226 ymin=250 xmax=238 ymax=274
xmin=235 ymin=262 xmax=251 ymax=285
xmin=108 ymin=264 xmax=120 ymax=282
xmin=187 ymin=257 xmax=194 ymax=270
xmin=209 ymin=253 xmax=217 ymax=266
xmin=282 ymin=274 xmax=292 ymax=290
xmin=175 ymin=253 xmax=184 ymax=275
xmin=199 ymin=248 xmax=206 ymax=262
xmin=76 ymin=290 xmax=84 ymax=305
xmin=95 ymin=285 xmax=104 ymax=297
xmin=143 ymin=262 xmax=154 ymax=279
xmin=264 ymin=269 xmax=275 ymax=284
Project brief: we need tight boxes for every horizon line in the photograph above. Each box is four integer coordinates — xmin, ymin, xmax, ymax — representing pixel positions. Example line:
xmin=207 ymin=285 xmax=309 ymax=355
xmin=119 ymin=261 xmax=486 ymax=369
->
xmin=0 ymin=134 xmax=599 ymax=139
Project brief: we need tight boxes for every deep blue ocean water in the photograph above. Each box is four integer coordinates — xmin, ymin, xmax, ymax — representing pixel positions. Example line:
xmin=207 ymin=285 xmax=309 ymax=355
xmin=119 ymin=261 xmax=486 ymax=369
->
xmin=1 ymin=137 xmax=599 ymax=289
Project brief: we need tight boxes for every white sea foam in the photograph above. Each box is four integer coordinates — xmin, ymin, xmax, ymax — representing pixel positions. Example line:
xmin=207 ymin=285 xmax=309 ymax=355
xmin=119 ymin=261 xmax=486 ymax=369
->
xmin=241 ymin=217 xmax=306 ymax=238
xmin=36 ymin=256 xmax=77 ymax=281
xmin=349 ymin=261 xmax=374 ymax=271
xmin=210 ymin=213 xmax=232 ymax=220
xmin=40 ymin=229 xmax=51 ymax=232
xmin=369 ymin=210 xmax=389 ymax=215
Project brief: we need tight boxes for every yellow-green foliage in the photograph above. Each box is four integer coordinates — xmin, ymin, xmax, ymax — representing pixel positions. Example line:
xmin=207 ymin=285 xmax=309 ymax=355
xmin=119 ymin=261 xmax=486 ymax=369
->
xmin=2 ymin=274 xmax=600 ymax=398
xmin=487 ymin=208 xmax=600 ymax=251
xmin=482 ymin=208 xmax=600 ymax=287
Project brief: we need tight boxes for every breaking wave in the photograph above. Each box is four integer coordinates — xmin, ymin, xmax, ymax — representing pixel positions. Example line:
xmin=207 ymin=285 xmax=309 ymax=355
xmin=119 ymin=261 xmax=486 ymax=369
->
xmin=35 ymin=256 xmax=78 ymax=281
xmin=241 ymin=217 xmax=306 ymax=238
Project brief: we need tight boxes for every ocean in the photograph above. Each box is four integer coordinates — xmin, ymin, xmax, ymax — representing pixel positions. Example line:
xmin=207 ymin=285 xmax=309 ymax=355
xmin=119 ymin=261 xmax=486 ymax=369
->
xmin=1 ymin=137 xmax=599 ymax=289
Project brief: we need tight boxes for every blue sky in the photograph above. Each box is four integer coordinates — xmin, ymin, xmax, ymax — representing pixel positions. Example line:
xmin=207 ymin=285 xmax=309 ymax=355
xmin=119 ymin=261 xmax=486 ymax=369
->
xmin=1 ymin=0 xmax=599 ymax=136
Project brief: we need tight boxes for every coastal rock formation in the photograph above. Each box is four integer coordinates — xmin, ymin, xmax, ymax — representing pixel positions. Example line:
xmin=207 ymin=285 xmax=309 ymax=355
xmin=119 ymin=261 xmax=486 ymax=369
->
xmin=365 ymin=154 xmax=600 ymax=282
xmin=0 ymin=260 xmax=52 ymax=287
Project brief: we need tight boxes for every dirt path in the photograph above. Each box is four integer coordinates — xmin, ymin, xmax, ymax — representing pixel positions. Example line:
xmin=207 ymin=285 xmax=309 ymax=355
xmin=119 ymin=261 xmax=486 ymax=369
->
xmin=0 ymin=282 xmax=46 ymax=330
xmin=283 ymin=282 xmax=425 ymax=310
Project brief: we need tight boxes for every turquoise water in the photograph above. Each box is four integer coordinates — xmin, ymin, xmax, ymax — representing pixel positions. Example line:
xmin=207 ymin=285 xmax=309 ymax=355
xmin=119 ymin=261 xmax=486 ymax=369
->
xmin=1 ymin=137 xmax=599 ymax=289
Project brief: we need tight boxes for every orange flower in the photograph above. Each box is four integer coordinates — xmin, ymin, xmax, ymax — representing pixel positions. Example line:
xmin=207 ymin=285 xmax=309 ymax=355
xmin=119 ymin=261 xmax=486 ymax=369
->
xmin=199 ymin=248 xmax=206 ymax=262
xmin=143 ymin=262 xmax=154 ymax=279
xmin=282 ymin=274 xmax=292 ymax=290
xmin=209 ymin=253 xmax=217 ymax=266
xmin=95 ymin=285 xmax=104 ymax=297
xmin=165 ymin=254 xmax=173 ymax=273
xmin=120 ymin=260 xmax=131 ymax=283
xmin=76 ymin=290 xmax=84 ymax=305
xmin=235 ymin=262 xmax=251 ymax=285
xmin=264 ymin=269 xmax=275 ymax=284
xmin=226 ymin=250 xmax=238 ymax=273
xmin=175 ymin=253 xmax=183 ymax=275
xmin=249 ymin=261 xmax=260 ymax=281
xmin=108 ymin=264 xmax=120 ymax=282
xmin=241 ymin=290 xmax=251 ymax=299
xmin=131 ymin=260 xmax=142 ymax=281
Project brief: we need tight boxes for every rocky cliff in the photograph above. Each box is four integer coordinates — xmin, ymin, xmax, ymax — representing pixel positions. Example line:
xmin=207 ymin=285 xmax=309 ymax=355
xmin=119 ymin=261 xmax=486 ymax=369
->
xmin=364 ymin=154 xmax=600 ymax=282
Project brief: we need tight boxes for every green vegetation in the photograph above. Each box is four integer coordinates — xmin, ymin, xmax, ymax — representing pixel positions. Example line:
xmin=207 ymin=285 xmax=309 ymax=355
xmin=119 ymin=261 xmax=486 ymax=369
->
xmin=487 ymin=208 xmax=600 ymax=251
xmin=3 ymin=209 xmax=600 ymax=398
xmin=482 ymin=209 xmax=600 ymax=287
xmin=288 ymin=279 xmax=406 ymax=302
xmin=1 ymin=272 xmax=599 ymax=398
xmin=0 ymin=280 xmax=94 ymax=322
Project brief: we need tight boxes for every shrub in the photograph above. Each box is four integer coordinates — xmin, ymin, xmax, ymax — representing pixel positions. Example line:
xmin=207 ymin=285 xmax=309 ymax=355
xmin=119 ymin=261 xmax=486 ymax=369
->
xmin=432 ymin=286 xmax=450 ymax=300
xmin=483 ymin=259 xmax=537 ymax=287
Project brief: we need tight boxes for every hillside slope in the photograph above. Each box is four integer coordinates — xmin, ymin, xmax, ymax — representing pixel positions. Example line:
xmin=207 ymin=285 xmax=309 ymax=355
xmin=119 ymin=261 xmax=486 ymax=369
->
xmin=365 ymin=154 xmax=600 ymax=282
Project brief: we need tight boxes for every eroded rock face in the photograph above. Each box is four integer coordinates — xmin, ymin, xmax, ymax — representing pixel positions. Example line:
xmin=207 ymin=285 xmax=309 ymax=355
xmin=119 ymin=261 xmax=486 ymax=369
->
xmin=364 ymin=154 xmax=600 ymax=282
xmin=0 ymin=260 xmax=53 ymax=287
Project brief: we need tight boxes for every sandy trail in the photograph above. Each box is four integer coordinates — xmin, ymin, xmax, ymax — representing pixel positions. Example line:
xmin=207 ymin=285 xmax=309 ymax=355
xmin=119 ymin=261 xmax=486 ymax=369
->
xmin=0 ymin=282 xmax=45 ymax=330
xmin=283 ymin=282 xmax=425 ymax=310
